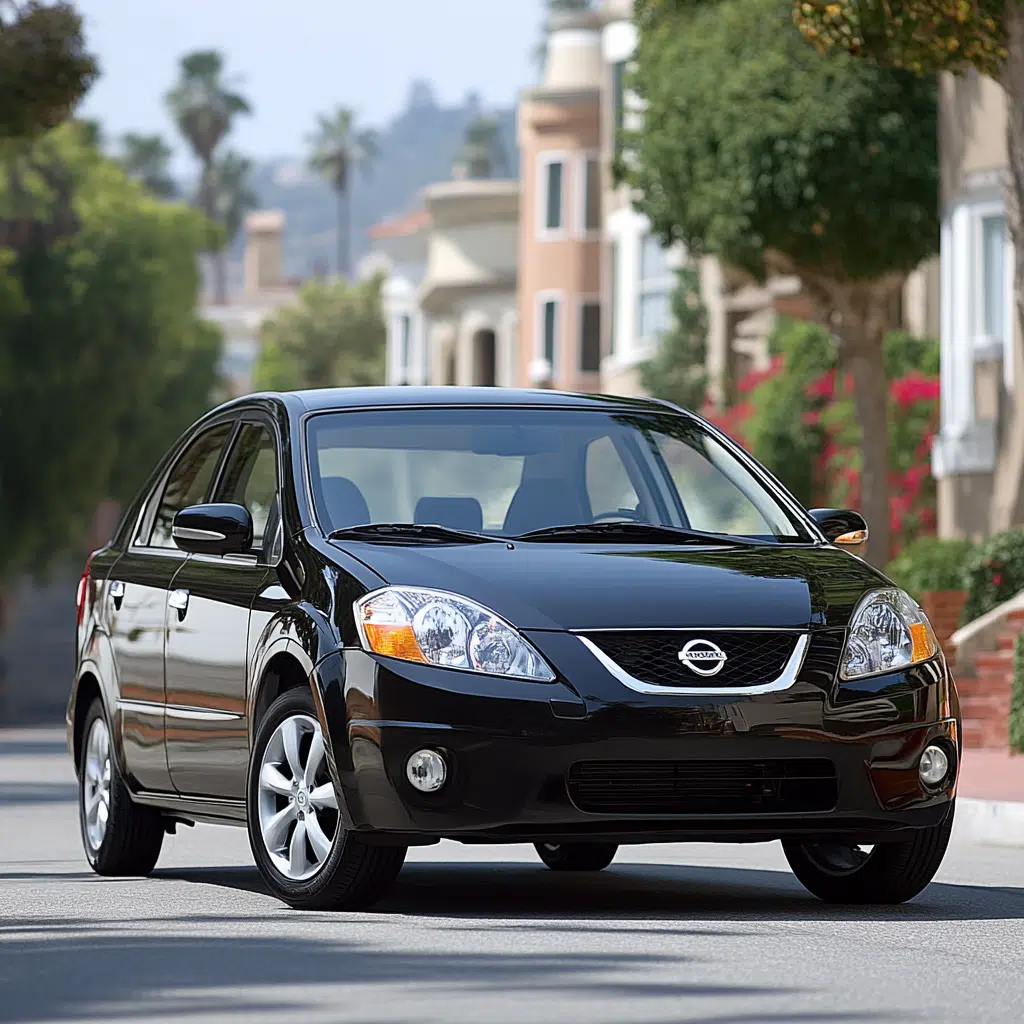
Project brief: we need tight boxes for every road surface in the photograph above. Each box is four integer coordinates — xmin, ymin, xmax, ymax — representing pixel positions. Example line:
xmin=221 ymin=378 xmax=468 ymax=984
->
xmin=2 ymin=727 xmax=1023 ymax=1023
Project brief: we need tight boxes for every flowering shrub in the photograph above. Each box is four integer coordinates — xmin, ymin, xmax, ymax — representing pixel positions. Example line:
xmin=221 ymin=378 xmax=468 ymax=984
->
xmin=960 ymin=529 xmax=1024 ymax=625
xmin=705 ymin=319 xmax=939 ymax=558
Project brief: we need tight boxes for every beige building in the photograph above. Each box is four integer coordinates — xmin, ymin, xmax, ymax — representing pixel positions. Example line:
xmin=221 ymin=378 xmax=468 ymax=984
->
xmin=201 ymin=210 xmax=300 ymax=396
xmin=516 ymin=9 xmax=604 ymax=391
xmin=933 ymin=70 xmax=1019 ymax=539
xmin=370 ymin=178 xmax=520 ymax=389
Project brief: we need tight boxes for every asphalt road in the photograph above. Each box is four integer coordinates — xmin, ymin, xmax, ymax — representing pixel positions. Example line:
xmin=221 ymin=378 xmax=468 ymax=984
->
xmin=2 ymin=728 xmax=1023 ymax=1024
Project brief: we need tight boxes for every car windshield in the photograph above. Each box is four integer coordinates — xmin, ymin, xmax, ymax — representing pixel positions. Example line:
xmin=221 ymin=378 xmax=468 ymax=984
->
xmin=305 ymin=407 xmax=811 ymax=544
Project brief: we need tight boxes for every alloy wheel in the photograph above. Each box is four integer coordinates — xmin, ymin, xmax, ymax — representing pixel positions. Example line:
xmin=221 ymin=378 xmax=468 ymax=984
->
xmin=257 ymin=714 xmax=340 ymax=881
xmin=82 ymin=717 xmax=112 ymax=852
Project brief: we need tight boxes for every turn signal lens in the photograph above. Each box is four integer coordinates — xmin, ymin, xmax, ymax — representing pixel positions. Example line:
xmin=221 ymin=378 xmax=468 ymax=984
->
xmin=362 ymin=623 xmax=426 ymax=663
xmin=909 ymin=623 xmax=933 ymax=664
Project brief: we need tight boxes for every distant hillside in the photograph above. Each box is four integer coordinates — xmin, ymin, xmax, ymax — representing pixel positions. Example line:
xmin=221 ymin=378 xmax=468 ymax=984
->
xmin=224 ymin=81 xmax=519 ymax=288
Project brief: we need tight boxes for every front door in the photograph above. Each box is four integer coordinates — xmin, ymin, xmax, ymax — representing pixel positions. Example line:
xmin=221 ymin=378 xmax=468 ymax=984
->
xmin=164 ymin=420 xmax=280 ymax=800
xmin=110 ymin=422 xmax=235 ymax=792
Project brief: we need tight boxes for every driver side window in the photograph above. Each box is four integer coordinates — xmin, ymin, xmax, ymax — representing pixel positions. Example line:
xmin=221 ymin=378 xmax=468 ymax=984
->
xmin=147 ymin=424 xmax=233 ymax=548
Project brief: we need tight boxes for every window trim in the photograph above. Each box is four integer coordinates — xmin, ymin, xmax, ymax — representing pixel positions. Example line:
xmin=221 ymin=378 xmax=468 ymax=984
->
xmin=533 ymin=290 xmax=564 ymax=382
xmin=537 ymin=151 xmax=569 ymax=241
xmin=969 ymin=200 xmax=1011 ymax=361
xmin=576 ymin=151 xmax=602 ymax=239
xmin=578 ymin=295 xmax=602 ymax=374
xmin=636 ymin=231 xmax=675 ymax=348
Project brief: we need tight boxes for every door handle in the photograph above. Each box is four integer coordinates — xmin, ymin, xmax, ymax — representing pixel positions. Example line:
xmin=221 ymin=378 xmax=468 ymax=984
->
xmin=168 ymin=589 xmax=190 ymax=620
xmin=109 ymin=580 xmax=125 ymax=610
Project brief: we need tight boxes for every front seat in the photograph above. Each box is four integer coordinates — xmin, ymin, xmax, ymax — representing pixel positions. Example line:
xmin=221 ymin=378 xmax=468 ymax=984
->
xmin=320 ymin=476 xmax=371 ymax=532
xmin=415 ymin=497 xmax=484 ymax=533
xmin=502 ymin=479 xmax=585 ymax=536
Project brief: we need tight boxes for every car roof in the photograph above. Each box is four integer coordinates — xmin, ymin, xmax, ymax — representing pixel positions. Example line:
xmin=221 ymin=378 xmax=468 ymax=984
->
xmin=257 ymin=385 xmax=679 ymax=415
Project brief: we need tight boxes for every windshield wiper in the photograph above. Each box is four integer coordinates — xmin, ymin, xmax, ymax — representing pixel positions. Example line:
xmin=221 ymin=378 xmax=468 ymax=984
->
xmin=512 ymin=522 xmax=760 ymax=546
xmin=328 ymin=523 xmax=494 ymax=545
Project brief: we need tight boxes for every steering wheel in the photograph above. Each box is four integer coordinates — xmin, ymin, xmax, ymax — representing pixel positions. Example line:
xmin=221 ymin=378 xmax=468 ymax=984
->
xmin=591 ymin=508 xmax=646 ymax=524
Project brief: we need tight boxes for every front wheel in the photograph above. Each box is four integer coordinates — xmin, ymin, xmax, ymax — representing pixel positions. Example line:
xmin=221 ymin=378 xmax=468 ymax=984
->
xmin=534 ymin=842 xmax=618 ymax=871
xmin=247 ymin=687 xmax=406 ymax=910
xmin=782 ymin=805 xmax=954 ymax=905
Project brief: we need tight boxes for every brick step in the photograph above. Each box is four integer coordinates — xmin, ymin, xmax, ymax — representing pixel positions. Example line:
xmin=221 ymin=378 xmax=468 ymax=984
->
xmin=956 ymin=677 xmax=1012 ymax=699
xmin=976 ymin=650 xmax=1014 ymax=671
xmin=977 ymin=668 xmax=1015 ymax=688
xmin=1008 ymin=609 xmax=1024 ymax=624
xmin=959 ymin=694 xmax=1011 ymax=720
xmin=962 ymin=718 xmax=1010 ymax=749
xmin=997 ymin=630 xmax=1023 ymax=651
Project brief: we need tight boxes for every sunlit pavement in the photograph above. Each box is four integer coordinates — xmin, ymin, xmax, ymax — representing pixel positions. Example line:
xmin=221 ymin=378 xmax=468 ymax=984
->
xmin=2 ymin=728 xmax=1023 ymax=1024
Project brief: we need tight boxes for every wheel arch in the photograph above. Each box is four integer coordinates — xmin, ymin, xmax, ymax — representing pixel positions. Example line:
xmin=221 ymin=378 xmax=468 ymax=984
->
xmin=71 ymin=670 xmax=104 ymax=773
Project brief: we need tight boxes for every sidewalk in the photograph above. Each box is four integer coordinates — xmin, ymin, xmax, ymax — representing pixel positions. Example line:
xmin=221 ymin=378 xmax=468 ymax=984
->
xmin=957 ymin=748 xmax=1024 ymax=846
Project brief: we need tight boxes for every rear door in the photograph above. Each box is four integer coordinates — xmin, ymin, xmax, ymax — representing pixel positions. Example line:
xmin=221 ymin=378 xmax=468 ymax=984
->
xmin=108 ymin=423 xmax=234 ymax=792
xmin=164 ymin=417 xmax=281 ymax=800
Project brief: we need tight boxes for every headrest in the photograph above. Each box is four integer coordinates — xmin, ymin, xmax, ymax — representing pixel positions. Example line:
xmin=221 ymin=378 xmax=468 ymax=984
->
xmin=414 ymin=496 xmax=484 ymax=533
xmin=320 ymin=476 xmax=370 ymax=531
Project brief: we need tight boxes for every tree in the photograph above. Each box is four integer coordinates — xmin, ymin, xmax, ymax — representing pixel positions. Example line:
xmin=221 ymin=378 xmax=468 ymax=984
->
xmin=624 ymin=0 xmax=938 ymax=565
xmin=307 ymin=108 xmax=378 ymax=279
xmin=254 ymin=274 xmax=386 ymax=392
xmin=791 ymin=2 xmax=1024 ymax=533
xmin=0 ymin=121 xmax=221 ymax=579
xmin=453 ymin=114 xmax=507 ymax=179
xmin=0 ymin=1 xmax=97 ymax=140
xmin=165 ymin=49 xmax=251 ymax=303
xmin=117 ymin=132 xmax=177 ymax=199
xmin=639 ymin=265 xmax=708 ymax=410
xmin=209 ymin=149 xmax=257 ymax=255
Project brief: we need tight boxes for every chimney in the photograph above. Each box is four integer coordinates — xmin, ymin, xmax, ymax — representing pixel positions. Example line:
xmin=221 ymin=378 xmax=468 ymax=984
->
xmin=243 ymin=210 xmax=286 ymax=296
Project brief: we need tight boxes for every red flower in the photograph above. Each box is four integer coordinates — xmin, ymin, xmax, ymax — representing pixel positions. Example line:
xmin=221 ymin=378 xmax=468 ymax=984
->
xmin=993 ymin=573 xmax=1004 ymax=587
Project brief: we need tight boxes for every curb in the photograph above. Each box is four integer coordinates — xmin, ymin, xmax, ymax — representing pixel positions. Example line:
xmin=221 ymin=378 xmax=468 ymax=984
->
xmin=955 ymin=797 xmax=1024 ymax=846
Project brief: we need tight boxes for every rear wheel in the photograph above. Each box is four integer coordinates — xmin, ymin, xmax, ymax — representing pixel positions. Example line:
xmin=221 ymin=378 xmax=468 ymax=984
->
xmin=534 ymin=842 xmax=618 ymax=871
xmin=247 ymin=687 xmax=406 ymax=910
xmin=782 ymin=806 xmax=954 ymax=904
xmin=78 ymin=698 xmax=164 ymax=876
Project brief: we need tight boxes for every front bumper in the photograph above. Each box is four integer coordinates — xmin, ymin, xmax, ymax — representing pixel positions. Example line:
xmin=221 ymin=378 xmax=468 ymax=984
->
xmin=313 ymin=628 xmax=959 ymax=846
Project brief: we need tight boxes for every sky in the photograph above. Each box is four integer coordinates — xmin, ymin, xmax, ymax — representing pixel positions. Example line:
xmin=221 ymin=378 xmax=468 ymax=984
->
xmin=77 ymin=0 xmax=546 ymax=174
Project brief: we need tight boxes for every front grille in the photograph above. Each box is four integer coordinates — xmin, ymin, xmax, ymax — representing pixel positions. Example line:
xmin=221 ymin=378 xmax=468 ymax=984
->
xmin=567 ymin=759 xmax=838 ymax=815
xmin=584 ymin=630 xmax=799 ymax=688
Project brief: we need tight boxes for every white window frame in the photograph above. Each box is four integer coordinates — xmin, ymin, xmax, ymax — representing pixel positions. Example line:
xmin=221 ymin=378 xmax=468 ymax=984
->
xmin=532 ymin=289 xmax=564 ymax=383
xmin=537 ymin=151 xmax=569 ymax=241
xmin=969 ymin=200 xmax=1014 ymax=377
xmin=636 ymin=231 xmax=675 ymax=350
xmin=578 ymin=295 xmax=602 ymax=374
xmin=576 ymin=151 xmax=602 ymax=239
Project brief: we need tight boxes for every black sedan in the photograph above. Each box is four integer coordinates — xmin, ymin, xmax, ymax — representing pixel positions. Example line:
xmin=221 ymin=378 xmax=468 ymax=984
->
xmin=67 ymin=387 xmax=960 ymax=910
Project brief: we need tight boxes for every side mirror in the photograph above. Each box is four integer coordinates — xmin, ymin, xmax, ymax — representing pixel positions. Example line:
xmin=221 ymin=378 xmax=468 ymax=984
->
xmin=808 ymin=508 xmax=869 ymax=547
xmin=172 ymin=503 xmax=253 ymax=556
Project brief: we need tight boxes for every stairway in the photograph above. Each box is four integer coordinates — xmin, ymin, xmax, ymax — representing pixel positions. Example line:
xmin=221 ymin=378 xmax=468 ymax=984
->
xmin=955 ymin=610 xmax=1024 ymax=750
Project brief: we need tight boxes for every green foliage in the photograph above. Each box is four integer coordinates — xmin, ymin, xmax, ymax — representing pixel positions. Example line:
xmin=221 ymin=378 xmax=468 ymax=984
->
xmin=117 ymin=132 xmax=177 ymax=199
xmin=455 ymin=114 xmax=507 ymax=180
xmin=625 ymin=0 xmax=939 ymax=282
xmin=885 ymin=536 xmax=974 ymax=602
xmin=793 ymin=1 xmax=1007 ymax=79
xmin=210 ymin=149 xmax=257 ymax=246
xmin=638 ymin=265 xmax=707 ymax=411
xmin=0 ymin=121 xmax=221 ymax=577
xmin=0 ymin=1 xmax=98 ymax=140
xmin=1011 ymin=630 xmax=1024 ymax=754
xmin=960 ymin=529 xmax=1024 ymax=625
xmin=254 ymin=273 xmax=387 ymax=391
xmin=744 ymin=319 xmax=836 ymax=506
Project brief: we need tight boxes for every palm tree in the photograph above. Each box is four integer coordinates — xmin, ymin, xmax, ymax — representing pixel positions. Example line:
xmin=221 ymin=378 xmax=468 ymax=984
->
xmin=210 ymin=150 xmax=258 ymax=257
xmin=165 ymin=50 xmax=251 ymax=302
xmin=308 ymin=107 xmax=378 ymax=279
xmin=118 ymin=133 xmax=177 ymax=199
xmin=453 ymin=114 xmax=507 ymax=180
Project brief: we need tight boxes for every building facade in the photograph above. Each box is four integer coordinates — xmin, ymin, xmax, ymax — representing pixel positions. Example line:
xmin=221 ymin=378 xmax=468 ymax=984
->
xmin=933 ymin=70 xmax=1019 ymax=539
xmin=516 ymin=10 xmax=604 ymax=392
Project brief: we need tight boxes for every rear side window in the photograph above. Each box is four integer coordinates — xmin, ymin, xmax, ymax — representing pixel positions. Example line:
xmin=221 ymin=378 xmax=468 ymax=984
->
xmin=216 ymin=423 xmax=279 ymax=551
xmin=147 ymin=424 xmax=233 ymax=548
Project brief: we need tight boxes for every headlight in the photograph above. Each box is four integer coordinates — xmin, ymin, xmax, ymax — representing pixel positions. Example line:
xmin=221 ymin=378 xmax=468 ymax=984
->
xmin=354 ymin=586 xmax=556 ymax=682
xmin=840 ymin=588 xmax=940 ymax=680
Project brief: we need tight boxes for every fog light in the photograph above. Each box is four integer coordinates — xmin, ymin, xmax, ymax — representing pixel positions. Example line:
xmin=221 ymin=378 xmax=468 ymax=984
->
xmin=406 ymin=749 xmax=447 ymax=793
xmin=919 ymin=745 xmax=950 ymax=787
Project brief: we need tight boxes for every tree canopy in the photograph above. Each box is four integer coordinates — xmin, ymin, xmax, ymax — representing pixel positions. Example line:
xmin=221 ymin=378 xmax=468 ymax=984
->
xmin=0 ymin=121 xmax=221 ymax=577
xmin=625 ymin=0 xmax=939 ymax=564
xmin=254 ymin=273 xmax=386 ymax=392
xmin=0 ymin=1 xmax=97 ymax=140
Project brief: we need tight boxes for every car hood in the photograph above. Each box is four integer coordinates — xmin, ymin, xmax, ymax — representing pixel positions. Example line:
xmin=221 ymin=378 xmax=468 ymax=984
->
xmin=334 ymin=540 xmax=888 ymax=631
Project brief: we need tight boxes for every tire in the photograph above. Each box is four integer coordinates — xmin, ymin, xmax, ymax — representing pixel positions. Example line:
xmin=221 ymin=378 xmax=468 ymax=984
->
xmin=247 ymin=687 xmax=406 ymax=911
xmin=78 ymin=697 xmax=164 ymax=876
xmin=782 ymin=804 xmax=954 ymax=905
xmin=534 ymin=841 xmax=618 ymax=871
